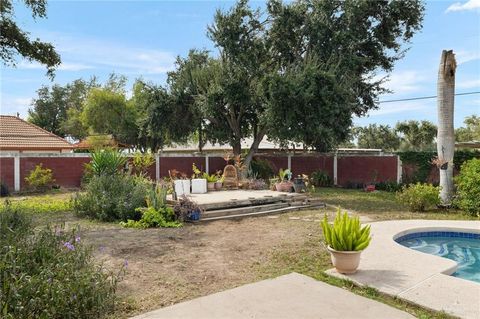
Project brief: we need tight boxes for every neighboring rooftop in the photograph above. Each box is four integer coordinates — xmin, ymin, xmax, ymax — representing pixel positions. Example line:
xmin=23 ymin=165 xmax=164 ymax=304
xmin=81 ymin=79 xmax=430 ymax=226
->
xmin=0 ymin=115 xmax=74 ymax=151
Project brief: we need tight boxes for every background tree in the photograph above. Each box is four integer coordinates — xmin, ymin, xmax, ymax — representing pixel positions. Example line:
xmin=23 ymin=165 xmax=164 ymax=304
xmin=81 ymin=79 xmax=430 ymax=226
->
xmin=436 ymin=50 xmax=456 ymax=205
xmin=396 ymin=120 xmax=437 ymax=151
xmin=186 ymin=0 xmax=424 ymax=168
xmin=455 ymin=115 xmax=480 ymax=142
xmin=1 ymin=0 xmax=60 ymax=77
xmin=28 ymin=85 xmax=69 ymax=137
xmin=28 ymin=78 xmax=98 ymax=139
xmin=354 ymin=124 xmax=401 ymax=151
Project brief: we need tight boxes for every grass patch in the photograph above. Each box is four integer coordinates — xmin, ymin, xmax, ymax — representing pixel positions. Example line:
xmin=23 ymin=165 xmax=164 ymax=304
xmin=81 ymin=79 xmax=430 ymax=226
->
xmin=314 ymin=187 xmax=476 ymax=221
xmin=1 ymin=193 xmax=72 ymax=214
xmin=254 ymin=229 xmax=456 ymax=319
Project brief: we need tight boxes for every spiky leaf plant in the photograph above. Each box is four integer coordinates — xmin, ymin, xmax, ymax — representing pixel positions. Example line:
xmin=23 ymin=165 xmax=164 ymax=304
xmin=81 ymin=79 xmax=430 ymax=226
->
xmin=321 ymin=209 xmax=371 ymax=251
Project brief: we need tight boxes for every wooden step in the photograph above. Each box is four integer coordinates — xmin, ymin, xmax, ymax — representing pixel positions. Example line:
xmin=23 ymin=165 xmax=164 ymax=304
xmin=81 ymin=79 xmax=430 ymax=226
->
xmin=202 ymin=202 xmax=290 ymax=218
xmin=198 ymin=206 xmax=301 ymax=222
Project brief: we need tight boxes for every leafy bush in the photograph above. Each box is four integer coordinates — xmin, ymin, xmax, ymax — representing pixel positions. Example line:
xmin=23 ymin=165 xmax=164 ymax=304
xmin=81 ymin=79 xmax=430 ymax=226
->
xmin=321 ymin=209 xmax=371 ymax=251
xmin=310 ymin=170 xmax=331 ymax=187
xmin=0 ymin=203 xmax=122 ymax=318
xmin=24 ymin=164 xmax=55 ymax=192
xmin=250 ymin=158 xmax=276 ymax=180
xmin=90 ymin=149 xmax=127 ymax=176
xmin=121 ymin=206 xmax=180 ymax=229
xmin=396 ymin=183 xmax=440 ymax=212
xmin=73 ymin=174 xmax=149 ymax=221
xmin=455 ymin=158 xmax=480 ymax=216
xmin=375 ymin=180 xmax=403 ymax=192
xmin=132 ymin=152 xmax=155 ymax=176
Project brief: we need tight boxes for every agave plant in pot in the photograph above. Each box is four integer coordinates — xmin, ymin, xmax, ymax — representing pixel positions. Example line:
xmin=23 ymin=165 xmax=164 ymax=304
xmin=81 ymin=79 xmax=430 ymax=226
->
xmin=321 ymin=209 xmax=371 ymax=274
xmin=275 ymin=168 xmax=293 ymax=192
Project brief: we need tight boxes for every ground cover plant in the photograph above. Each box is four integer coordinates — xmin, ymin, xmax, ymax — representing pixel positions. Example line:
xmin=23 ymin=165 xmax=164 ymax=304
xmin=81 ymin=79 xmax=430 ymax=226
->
xmin=0 ymin=203 xmax=123 ymax=319
xmin=0 ymin=193 xmax=71 ymax=215
xmin=24 ymin=163 xmax=55 ymax=192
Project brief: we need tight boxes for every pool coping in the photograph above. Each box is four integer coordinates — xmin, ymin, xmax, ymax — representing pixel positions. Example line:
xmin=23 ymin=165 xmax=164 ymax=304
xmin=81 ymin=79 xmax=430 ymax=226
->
xmin=326 ymin=220 xmax=480 ymax=319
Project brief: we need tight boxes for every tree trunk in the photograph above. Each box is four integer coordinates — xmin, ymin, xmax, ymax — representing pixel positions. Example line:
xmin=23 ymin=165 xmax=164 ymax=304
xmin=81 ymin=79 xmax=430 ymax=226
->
xmin=437 ymin=50 xmax=456 ymax=205
xmin=243 ymin=128 xmax=267 ymax=175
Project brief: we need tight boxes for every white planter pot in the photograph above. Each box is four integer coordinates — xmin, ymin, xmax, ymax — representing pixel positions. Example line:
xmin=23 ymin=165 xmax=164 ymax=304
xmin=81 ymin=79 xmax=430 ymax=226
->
xmin=191 ymin=178 xmax=207 ymax=194
xmin=174 ymin=179 xmax=191 ymax=196
xmin=327 ymin=246 xmax=362 ymax=274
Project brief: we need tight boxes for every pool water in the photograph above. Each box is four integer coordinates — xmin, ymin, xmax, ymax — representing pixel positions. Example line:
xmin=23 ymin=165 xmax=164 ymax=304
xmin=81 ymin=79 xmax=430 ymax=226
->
xmin=396 ymin=232 xmax=480 ymax=284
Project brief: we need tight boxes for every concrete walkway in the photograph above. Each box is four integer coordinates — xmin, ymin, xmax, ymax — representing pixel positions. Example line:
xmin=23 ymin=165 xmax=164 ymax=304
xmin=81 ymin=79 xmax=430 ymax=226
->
xmin=131 ymin=273 xmax=414 ymax=319
xmin=327 ymin=220 xmax=480 ymax=319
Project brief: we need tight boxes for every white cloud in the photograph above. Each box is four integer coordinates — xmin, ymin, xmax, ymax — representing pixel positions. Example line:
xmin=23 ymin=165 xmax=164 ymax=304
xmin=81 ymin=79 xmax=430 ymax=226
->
xmin=368 ymin=101 xmax=430 ymax=116
xmin=18 ymin=61 xmax=93 ymax=71
xmin=456 ymin=50 xmax=480 ymax=65
xmin=374 ymin=70 xmax=427 ymax=95
xmin=446 ymin=0 xmax=480 ymax=12
xmin=43 ymin=32 xmax=176 ymax=75
xmin=457 ymin=78 xmax=480 ymax=89
xmin=0 ymin=96 xmax=32 ymax=117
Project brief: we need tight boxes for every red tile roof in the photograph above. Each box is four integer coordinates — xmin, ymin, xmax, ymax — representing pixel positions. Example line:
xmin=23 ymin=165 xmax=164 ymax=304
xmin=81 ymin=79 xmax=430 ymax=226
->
xmin=0 ymin=115 xmax=74 ymax=151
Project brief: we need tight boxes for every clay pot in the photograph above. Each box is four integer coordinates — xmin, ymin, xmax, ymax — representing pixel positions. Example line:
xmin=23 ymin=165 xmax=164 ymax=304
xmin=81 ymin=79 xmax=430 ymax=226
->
xmin=207 ymin=182 xmax=216 ymax=191
xmin=215 ymin=181 xmax=223 ymax=190
xmin=327 ymin=246 xmax=362 ymax=274
xmin=275 ymin=181 xmax=293 ymax=192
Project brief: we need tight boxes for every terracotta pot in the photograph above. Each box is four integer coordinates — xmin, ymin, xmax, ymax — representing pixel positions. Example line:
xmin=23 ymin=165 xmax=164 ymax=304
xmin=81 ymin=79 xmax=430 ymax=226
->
xmin=275 ymin=181 xmax=293 ymax=192
xmin=327 ymin=246 xmax=362 ymax=274
xmin=207 ymin=182 xmax=216 ymax=191
xmin=215 ymin=181 xmax=223 ymax=190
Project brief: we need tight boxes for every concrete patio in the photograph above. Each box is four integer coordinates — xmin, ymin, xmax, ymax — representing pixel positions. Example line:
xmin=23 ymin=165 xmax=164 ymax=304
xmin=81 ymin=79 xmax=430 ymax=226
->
xmin=327 ymin=220 xmax=480 ymax=319
xmin=131 ymin=273 xmax=414 ymax=319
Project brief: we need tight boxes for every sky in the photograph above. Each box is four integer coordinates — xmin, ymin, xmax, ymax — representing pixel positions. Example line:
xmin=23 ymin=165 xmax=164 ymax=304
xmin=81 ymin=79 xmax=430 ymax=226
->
xmin=1 ymin=0 xmax=479 ymax=129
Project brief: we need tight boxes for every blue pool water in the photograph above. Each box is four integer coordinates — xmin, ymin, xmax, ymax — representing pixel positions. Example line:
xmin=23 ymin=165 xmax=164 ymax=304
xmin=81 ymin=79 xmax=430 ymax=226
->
xmin=396 ymin=231 xmax=480 ymax=284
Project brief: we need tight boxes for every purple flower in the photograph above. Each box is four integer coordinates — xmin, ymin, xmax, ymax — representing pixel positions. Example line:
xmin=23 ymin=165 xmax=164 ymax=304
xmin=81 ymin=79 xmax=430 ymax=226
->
xmin=63 ymin=241 xmax=75 ymax=251
xmin=124 ymin=259 xmax=128 ymax=268
xmin=75 ymin=235 xmax=81 ymax=243
xmin=99 ymin=246 xmax=105 ymax=253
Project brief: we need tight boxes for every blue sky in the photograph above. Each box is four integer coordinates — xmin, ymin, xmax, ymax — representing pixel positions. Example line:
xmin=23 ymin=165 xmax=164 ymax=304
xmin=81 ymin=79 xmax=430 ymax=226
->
xmin=1 ymin=0 xmax=479 ymax=128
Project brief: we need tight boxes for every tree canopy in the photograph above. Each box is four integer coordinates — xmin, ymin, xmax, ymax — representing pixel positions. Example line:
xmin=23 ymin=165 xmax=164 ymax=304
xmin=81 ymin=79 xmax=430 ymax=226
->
xmin=456 ymin=115 xmax=480 ymax=142
xmin=355 ymin=124 xmax=401 ymax=151
xmin=1 ymin=0 xmax=60 ymax=77
xmin=396 ymin=120 xmax=437 ymax=151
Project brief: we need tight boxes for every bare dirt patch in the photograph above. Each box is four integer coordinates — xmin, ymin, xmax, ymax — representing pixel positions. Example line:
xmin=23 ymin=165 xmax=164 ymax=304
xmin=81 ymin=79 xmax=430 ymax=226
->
xmin=71 ymin=210 xmax=328 ymax=318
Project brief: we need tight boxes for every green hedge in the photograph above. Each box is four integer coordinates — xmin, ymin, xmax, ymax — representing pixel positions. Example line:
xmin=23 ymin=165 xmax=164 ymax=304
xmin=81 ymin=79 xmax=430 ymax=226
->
xmin=397 ymin=150 xmax=480 ymax=184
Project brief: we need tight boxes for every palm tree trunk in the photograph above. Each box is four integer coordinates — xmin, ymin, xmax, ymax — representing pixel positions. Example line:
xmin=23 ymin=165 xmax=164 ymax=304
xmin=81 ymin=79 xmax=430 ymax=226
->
xmin=437 ymin=50 xmax=456 ymax=205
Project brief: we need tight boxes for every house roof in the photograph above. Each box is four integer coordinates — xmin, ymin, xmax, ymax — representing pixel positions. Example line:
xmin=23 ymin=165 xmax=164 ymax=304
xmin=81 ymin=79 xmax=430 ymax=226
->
xmin=0 ymin=115 xmax=74 ymax=151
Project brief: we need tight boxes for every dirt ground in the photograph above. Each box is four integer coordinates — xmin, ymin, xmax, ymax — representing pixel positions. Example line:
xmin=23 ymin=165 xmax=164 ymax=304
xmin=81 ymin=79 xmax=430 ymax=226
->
xmin=54 ymin=209 xmax=331 ymax=318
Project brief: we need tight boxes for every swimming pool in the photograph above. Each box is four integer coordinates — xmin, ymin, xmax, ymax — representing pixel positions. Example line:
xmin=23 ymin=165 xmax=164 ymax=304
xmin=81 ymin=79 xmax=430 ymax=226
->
xmin=396 ymin=231 xmax=480 ymax=284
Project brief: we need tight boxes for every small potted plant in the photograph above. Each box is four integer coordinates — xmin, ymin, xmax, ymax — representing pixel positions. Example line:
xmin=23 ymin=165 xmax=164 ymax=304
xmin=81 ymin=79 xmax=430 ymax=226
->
xmin=321 ymin=209 xmax=371 ymax=274
xmin=204 ymin=173 xmax=217 ymax=191
xmin=364 ymin=169 xmax=378 ymax=192
xmin=173 ymin=195 xmax=203 ymax=221
xmin=275 ymin=168 xmax=293 ymax=192
xmin=215 ymin=173 xmax=223 ymax=190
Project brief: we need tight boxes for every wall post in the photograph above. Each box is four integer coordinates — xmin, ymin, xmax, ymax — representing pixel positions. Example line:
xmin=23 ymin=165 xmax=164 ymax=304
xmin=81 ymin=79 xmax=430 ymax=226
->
xmin=14 ymin=155 xmax=20 ymax=191
xmin=287 ymin=154 xmax=292 ymax=171
xmin=333 ymin=153 xmax=338 ymax=186
xmin=397 ymin=155 xmax=402 ymax=184
xmin=155 ymin=153 xmax=160 ymax=181
xmin=205 ymin=155 xmax=210 ymax=174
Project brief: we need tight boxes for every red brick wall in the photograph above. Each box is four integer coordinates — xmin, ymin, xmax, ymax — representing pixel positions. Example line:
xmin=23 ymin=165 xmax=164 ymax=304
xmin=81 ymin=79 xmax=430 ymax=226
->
xmin=0 ymin=158 xmax=14 ymax=191
xmin=20 ymin=157 xmax=91 ymax=189
xmin=159 ymin=156 xmax=206 ymax=177
xmin=291 ymin=156 xmax=334 ymax=178
xmin=337 ymin=156 xmax=398 ymax=187
xmin=208 ymin=157 xmax=227 ymax=174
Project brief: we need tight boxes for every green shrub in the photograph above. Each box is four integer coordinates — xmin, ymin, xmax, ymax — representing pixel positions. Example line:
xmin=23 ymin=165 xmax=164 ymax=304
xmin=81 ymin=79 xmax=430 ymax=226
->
xmin=24 ymin=164 xmax=55 ymax=192
xmin=90 ymin=149 xmax=127 ymax=176
xmin=132 ymin=152 xmax=155 ymax=176
xmin=396 ymin=183 xmax=440 ymax=212
xmin=73 ymin=174 xmax=149 ymax=221
xmin=1 ymin=181 xmax=9 ymax=196
xmin=121 ymin=206 xmax=181 ymax=229
xmin=310 ymin=170 xmax=331 ymax=187
xmin=321 ymin=209 xmax=371 ymax=251
xmin=455 ymin=158 xmax=480 ymax=216
xmin=375 ymin=180 xmax=403 ymax=192
xmin=0 ymin=204 xmax=122 ymax=318
xmin=250 ymin=158 xmax=276 ymax=180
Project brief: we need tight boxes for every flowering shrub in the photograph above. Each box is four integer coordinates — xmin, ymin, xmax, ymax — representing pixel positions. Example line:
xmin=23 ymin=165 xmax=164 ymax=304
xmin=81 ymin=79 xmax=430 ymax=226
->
xmin=73 ymin=174 xmax=149 ymax=221
xmin=0 ymin=203 xmax=123 ymax=318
